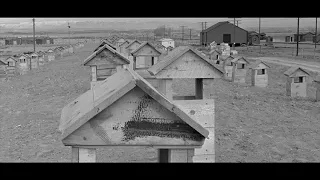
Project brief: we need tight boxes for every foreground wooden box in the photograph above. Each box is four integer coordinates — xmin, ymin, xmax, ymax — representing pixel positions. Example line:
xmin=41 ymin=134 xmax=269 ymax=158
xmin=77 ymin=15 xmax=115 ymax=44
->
xmin=59 ymin=67 xmax=210 ymax=163
xmin=230 ymin=57 xmax=249 ymax=83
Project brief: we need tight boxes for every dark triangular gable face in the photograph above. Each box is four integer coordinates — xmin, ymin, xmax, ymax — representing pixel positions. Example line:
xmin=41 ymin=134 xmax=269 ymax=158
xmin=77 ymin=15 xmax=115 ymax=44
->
xmin=153 ymin=49 xmax=222 ymax=79
xmin=85 ymin=47 xmax=129 ymax=67
xmin=62 ymin=86 xmax=205 ymax=146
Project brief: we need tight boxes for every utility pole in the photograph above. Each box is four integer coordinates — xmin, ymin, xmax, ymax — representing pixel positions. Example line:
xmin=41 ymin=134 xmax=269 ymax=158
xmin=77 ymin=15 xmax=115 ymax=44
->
xmin=33 ymin=18 xmax=35 ymax=52
xmin=315 ymin=17 xmax=318 ymax=49
xmin=68 ymin=22 xmax=71 ymax=47
xmin=259 ymin=18 xmax=261 ymax=53
xmin=233 ymin=18 xmax=236 ymax=50
xmin=296 ymin=18 xmax=299 ymax=56
xmin=181 ymin=26 xmax=186 ymax=42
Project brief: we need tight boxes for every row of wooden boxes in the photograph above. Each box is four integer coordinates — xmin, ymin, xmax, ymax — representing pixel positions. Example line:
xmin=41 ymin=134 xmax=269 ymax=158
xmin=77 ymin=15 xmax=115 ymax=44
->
xmin=59 ymin=39 xmax=222 ymax=163
xmin=0 ymin=42 xmax=85 ymax=78
xmin=201 ymin=48 xmax=320 ymax=100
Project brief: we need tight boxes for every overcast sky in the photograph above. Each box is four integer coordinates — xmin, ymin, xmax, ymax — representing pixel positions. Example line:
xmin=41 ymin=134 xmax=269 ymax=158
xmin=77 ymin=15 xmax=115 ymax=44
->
xmin=0 ymin=18 xmax=317 ymax=30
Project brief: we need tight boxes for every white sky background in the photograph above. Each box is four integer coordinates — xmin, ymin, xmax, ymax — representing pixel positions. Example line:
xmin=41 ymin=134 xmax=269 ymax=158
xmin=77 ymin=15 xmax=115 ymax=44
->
xmin=0 ymin=18 xmax=317 ymax=30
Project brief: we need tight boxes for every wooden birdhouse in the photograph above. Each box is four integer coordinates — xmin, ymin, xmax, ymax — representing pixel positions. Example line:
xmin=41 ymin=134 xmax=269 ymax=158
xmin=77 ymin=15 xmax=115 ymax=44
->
xmin=125 ymin=40 xmax=142 ymax=57
xmin=30 ymin=52 xmax=39 ymax=69
xmin=130 ymin=42 xmax=162 ymax=70
xmin=314 ymin=75 xmax=320 ymax=101
xmin=249 ymin=60 xmax=270 ymax=87
xmin=148 ymin=46 xmax=223 ymax=101
xmin=83 ymin=44 xmax=131 ymax=89
xmin=284 ymin=67 xmax=310 ymax=98
xmin=230 ymin=57 xmax=249 ymax=83
xmin=18 ymin=54 xmax=31 ymax=74
xmin=208 ymin=49 xmax=221 ymax=63
xmin=37 ymin=51 xmax=45 ymax=66
xmin=5 ymin=57 xmax=17 ymax=77
xmin=118 ymin=40 xmax=130 ymax=54
xmin=47 ymin=49 xmax=55 ymax=61
xmin=59 ymin=67 xmax=211 ymax=163
xmin=221 ymin=55 xmax=235 ymax=80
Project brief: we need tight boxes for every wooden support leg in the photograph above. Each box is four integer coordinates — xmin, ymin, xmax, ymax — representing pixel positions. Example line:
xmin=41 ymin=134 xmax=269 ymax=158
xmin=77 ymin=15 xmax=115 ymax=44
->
xmin=74 ymin=148 xmax=96 ymax=163
xmin=158 ymin=149 xmax=194 ymax=163
xmin=71 ymin=147 xmax=79 ymax=163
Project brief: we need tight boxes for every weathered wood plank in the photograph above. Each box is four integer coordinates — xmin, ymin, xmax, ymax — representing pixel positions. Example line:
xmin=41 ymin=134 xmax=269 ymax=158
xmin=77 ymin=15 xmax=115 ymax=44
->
xmin=91 ymin=66 xmax=97 ymax=82
xmin=72 ymin=147 xmax=79 ymax=162
xmin=62 ymin=87 xmax=205 ymax=146
xmin=79 ymin=148 xmax=96 ymax=162
xmin=169 ymin=149 xmax=188 ymax=162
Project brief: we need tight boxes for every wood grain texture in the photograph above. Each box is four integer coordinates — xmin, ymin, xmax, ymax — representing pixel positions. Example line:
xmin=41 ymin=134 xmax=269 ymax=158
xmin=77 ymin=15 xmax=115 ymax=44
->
xmin=154 ymin=51 xmax=222 ymax=79
xmin=91 ymin=66 xmax=97 ymax=82
xmin=72 ymin=147 xmax=79 ymax=162
xmin=79 ymin=148 xmax=96 ymax=162
xmin=63 ymin=87 xmax=205 ymax=146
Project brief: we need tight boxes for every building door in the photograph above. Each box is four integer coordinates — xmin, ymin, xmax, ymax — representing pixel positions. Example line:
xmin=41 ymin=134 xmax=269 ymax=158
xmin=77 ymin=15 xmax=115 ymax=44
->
xmin=223 ymin=34 xmax=231 ymax=43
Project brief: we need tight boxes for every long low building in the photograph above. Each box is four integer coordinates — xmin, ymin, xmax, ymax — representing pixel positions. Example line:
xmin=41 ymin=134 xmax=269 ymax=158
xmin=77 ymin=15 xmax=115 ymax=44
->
xmin=5 ymin=36 xmax=54 ymax=45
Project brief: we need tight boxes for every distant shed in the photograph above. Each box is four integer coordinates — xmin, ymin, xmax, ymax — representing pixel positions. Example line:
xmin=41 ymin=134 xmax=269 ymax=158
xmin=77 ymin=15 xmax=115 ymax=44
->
xmin=230 ymin=57 xmax=250 ymax=83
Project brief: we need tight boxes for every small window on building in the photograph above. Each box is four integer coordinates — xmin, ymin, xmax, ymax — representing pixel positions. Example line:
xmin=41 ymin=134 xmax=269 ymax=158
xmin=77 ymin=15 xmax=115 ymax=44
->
xmin=151 ymin=57 xmax=155 ymax=65
xmin=237 ymin=63 xmax=245 ymax=69
xmin=257 ymin=69 xmax=266 ymax=75
xmin=294 ymin=76 xmax=303 ymax=83
xmin=216 ymin=60 xmax=220 ymax=64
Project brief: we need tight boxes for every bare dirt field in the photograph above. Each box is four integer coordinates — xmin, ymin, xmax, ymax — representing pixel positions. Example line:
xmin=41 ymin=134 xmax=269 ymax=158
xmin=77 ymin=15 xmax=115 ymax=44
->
xmin=1 ymin=42 xmax=320 ymax=162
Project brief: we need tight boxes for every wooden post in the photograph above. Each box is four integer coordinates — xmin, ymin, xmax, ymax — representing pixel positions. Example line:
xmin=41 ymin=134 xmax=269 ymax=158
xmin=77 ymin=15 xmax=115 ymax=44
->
xmin=133 ymin=56 xmax=136 ymax=70
xmin=316 ymin=82 xmax=320 ymax=101
xmin=202 ymin=79 xmax=214 ymax=99
xmin=78 ymin=148 xmax=96 ymax=163
xmin=91 ymin=66 xmax=97 ymax=82
xmin=195 ymin=78 xmax=203 ymax=99
xmin=165 ymin=79 xmax=173 ymax=101
xmin=71 ymin=147 xmax=79 ymax=163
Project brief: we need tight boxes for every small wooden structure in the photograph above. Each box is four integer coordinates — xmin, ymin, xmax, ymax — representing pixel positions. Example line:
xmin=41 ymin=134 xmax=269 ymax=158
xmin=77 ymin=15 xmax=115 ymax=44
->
xmin=59 ymin=67 xmax=210 ymax=163
xmin=222 ymin=55 xmax=235 ymax=80
xmin=314 ymin=75 xmax=320 ymax=101
xmin=18 ymin=54 xmax=31 ymax=74
xmin=249 ymin=60 xmax=270 ymax=87
xmin=37 ymin=51 xmax=45 ymax=66
xmin=130 ymin=42 xmax=162 ymax=70
xmin=148 ymin=46 xmax=223 ymax=101
xmin=119 ymin=40 xmax=130 ymax=54
xmin=54 ymin=47 xmax=62 ymax=59
xmin=230 ymin=57 xmax=249 ymax=83
xmin=30 ymin=52 xmax=39 ymax=69
xmin=5 ymin=57 xmax=17 ymax=77
xmin=83 ymin=44 xmax=131 ymax=89
xmin=0 ymin=60 xmax=7 ymax=80
xmin=47 ymin=49 xmax=55 ymax=61
xmin=125 ymin=40 xmax=142 ymax=56
xmin=94 ymin=40 xmax=117 ymax=52
xmin=207 ymin=49 xmax=222 ymax=64
xmin=284 ymin=67 xmax=310 ymax=98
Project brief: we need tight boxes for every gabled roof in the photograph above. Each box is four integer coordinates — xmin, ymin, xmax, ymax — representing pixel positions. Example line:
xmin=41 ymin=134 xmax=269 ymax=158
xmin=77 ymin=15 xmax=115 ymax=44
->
xmin=231 ymin=56 xmax=250 ymax=64
xmin=6 ymin=56 xmax=17 ymax=62
xmin=125 ymin=39 xmax=142 ymax=49
xmin=59 ymin=67 xmax=209 ymax=140
xmin=248 ymin=60 xmax=270 ymax=69
xmin=30 ymin=52 xmax=39 ymax=56
xmin=94 ymin=40 xmax=117 ymax=52
xmin=130 ymin=42 xmax=162 ymax=56
xmin=284 ymin=67 xmax=310 ymax=77
xmin=148 ymin=46 xmax=224 ymax=76
xmin=202 ymin=21 xmax=248 ymax=33
xmin=83 ymin=44 xmax=130 ymax=66
xmin=208 ymin=49 xmax=221 ymax=55
xmin=119 ymin=40 xmax=130 ymax=47
xmin=19 ymin=54 xmax=31 ymax=59
xmin=220 ymin=55 xmax=234 ymax=61
xmin=0 ymin=59 xmax=7 ymax=65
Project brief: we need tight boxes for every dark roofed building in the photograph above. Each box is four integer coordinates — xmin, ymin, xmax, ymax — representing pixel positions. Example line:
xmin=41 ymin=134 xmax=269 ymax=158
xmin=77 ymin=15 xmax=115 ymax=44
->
xmin=200 ymin=21 xmax=248 ymax=46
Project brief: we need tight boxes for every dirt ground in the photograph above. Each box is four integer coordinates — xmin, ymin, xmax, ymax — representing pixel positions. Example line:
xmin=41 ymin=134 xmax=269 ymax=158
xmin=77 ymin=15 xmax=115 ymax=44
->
xmin=1 ymin=42 xmax=320 ymax=162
